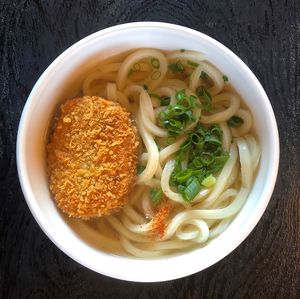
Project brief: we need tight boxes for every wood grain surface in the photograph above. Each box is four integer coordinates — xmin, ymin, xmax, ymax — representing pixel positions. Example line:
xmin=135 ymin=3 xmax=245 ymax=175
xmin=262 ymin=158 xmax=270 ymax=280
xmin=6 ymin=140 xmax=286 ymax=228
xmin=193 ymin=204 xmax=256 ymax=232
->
xmin=0 ymin=0 xmax=299 ymax=298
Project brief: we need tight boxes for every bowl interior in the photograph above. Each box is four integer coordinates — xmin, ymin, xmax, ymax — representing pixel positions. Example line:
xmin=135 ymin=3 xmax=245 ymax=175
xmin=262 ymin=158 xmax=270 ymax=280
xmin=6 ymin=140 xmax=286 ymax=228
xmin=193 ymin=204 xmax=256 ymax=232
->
xmin=17 ymin=22 xmax=279 ymax=282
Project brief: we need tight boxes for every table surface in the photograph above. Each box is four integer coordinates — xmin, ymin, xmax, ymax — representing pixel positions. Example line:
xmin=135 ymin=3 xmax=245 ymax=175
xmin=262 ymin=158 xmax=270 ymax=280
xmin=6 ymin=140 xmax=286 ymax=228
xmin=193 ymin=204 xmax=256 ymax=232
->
xmin=1 ymin=0 xmax=299 ymax=298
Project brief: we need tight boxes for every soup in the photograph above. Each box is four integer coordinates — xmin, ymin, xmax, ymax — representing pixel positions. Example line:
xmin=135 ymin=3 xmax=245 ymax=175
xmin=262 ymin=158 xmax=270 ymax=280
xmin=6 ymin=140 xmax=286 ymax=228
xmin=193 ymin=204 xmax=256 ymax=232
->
xmin=48 ymin=48 xmax=260 ymax=258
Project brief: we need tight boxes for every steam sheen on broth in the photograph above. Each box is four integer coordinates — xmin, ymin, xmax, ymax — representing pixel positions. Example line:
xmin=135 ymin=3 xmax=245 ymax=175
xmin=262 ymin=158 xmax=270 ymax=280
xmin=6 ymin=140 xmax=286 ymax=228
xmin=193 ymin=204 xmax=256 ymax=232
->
xmin=64 ymin=48 xmax=261 ymax=257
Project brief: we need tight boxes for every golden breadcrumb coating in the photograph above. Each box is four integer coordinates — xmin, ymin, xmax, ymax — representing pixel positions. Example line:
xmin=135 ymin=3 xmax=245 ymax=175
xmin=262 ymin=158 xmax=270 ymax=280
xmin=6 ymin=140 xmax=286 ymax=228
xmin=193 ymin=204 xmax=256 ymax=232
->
xmin=47 ymin=96 xmax=139 ymax=219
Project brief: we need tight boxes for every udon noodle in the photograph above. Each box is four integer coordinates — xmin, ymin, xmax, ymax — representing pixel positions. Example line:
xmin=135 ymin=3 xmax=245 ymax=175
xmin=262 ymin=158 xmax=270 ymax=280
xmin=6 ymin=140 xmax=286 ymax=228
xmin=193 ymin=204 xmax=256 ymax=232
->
xmin=76 ymin=48 xmax=260 ymax=257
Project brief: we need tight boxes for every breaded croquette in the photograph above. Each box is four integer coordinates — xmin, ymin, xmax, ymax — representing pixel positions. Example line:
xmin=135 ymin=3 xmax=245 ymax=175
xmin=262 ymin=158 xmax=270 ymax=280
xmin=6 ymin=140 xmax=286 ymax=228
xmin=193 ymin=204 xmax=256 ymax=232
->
xmin=47 ymin=96 xmax=139 ymax=218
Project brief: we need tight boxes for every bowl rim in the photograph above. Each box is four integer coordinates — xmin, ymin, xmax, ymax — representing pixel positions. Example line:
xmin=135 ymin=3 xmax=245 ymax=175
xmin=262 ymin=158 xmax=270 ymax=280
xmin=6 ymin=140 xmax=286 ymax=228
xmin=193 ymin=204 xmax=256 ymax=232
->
xmin=16 ymin=21 xmax=280 ymax=282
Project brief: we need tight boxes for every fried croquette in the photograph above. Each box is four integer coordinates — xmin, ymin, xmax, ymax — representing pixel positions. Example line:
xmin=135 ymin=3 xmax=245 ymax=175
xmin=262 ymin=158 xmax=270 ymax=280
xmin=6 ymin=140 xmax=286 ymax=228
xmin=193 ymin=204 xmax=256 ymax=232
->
xmin=47 ymin=96 xmax=139 ymax=218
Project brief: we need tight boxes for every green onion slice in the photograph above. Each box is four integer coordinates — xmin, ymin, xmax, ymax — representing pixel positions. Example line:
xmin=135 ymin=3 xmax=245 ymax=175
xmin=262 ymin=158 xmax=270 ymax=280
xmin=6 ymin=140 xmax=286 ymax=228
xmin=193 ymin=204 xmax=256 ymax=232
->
xmin=150 ymin=188 xmax=163 ymax=205
xmin=201 ymin=174 xmax=216 ymax=188
xmin=151 ymin=70 xmax=161 ymax=80
xmin=200 ymin=71 xmax=209 ymax=80
xmin=187 ymin=60 xmax=199 ymax=68
xmin=227 ymin=116 xmax=244 ymax=127
xmin=169 ymin=61 xmax=184 ymax=73
xmin=182 ymin=177 xmax=201 ymax=202
xmin=151 ymin=57 xmax=160 ymax=69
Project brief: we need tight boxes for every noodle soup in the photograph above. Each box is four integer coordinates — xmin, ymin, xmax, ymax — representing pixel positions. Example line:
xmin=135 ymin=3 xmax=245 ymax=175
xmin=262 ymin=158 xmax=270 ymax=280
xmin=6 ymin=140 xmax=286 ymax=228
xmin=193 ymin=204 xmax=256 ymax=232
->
xmin=57 ymin=48 xmax=260 ymax=258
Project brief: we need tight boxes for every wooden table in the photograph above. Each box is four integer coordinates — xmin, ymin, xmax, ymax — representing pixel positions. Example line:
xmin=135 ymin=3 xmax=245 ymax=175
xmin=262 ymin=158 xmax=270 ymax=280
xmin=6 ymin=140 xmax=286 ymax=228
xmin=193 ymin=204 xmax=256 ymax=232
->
xmin=1 ymin=0 xmax=299 ymax=298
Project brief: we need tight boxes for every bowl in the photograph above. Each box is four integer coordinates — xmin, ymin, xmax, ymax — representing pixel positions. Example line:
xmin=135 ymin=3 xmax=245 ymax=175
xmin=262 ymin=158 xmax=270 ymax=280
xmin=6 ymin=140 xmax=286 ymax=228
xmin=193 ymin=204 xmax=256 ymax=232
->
xmin=16 ymin=22 xmax=279 ymax=282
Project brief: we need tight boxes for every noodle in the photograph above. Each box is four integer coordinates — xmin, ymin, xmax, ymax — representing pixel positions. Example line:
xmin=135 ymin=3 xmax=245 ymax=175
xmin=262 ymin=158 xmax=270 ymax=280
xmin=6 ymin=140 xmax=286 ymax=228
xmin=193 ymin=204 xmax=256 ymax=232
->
xmin=77 ymin=48 xmax=261 ymax=257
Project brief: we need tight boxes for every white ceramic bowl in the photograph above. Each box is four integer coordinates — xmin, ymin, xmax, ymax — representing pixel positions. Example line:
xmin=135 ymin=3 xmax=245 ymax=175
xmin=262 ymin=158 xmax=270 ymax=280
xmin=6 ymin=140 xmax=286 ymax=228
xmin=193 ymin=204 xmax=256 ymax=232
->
xmin=17 ymin=22 xmax=279 ymax=282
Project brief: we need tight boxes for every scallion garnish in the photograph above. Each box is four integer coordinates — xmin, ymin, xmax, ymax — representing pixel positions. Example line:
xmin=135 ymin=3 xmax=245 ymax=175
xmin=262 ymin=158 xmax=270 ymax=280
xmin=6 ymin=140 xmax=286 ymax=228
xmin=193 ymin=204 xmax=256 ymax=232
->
xmin=196 ymin=86 xmax=212 ymax=112
xmin=151 ymin=57 xmax=160 ymax=69
xmin=182 ymin=177 xmax=202 ymax=201
xmin=169 ymin=61 xmax=184 ymax=73
xmin=200 ymin=71 xmax=209 ymax=81
xmin=133 ymin=63 xmax=141 ymax=71
xmin=159 ymin=89 xmax=197 ymax=136
xmin=201 ymin=174 xmax=216 ymax=188
xmin=223 ymin=75 xmax=229 ymax=82
xmin=128 ymin=63 xmax=141 ymax=77
xmin=143 ymin=84 xmax=148 ymax=90
xmin=160 ymin=96 xmax=170 ymax=106
xmin=170 ymin=123 xmax=229 ymax=202
xmin=150 ymin=188 xmax=163 ymax=205
xmin=151 ymin=70 xmax=161 ymax=80
xmin=180 ymin=49 xmax=185 ymax=52
xmin=227 ymin=116 xmax=244 ymax=127
xmin=187 ymin=60 xmax=199 ymax=68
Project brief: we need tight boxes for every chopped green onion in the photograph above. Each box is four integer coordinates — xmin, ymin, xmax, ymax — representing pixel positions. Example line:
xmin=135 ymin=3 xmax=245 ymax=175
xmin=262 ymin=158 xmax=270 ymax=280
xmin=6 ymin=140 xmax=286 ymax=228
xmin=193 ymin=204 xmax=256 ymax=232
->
xmin=175 ymin=169 xmax=194 ymax=183
xmin=170 ymin=123 xmax=230 ymax=202
xmin=180 ymin=49 xmax=185 ymax=52
xmin=180 ymin=139 xmax=191 ymax=152
xmin=160 ymin=96 xmax=170 ymax=106
xmin=151 ymin=57 xmax=160 ymax=69
xmin=192 ymin=157 xmax=203 ymax=168
xmin=223 ymin=75 xmax=229 ymax=82
xmin=133 ymin=63 xmax=141 ymax=71
xmin=210 ymin=124 xmax=222 ymax=137
xmin=187 ymin=60 xmax=199 ymax=68
xmin=158 ymin=89 xmax=198 ymax=136
xmin=151 ymin=70 xmax=161 ymax=80
xmin=227 ymin=116 xmax=244 ymax=127
xmin=200 ymin=152 xmax=215 ymax=166
xmin=167 ymin=136 xmax=176 ymax=144
xmin=143 ymin=84 xmax=148 ymax=90
xmin=150 ymin=188 xmax=163 ymax=205
xmin=200 ymin=71 xmax=209 ymax=80
xmin=201 ymin=174 xmax=216 ymax=188
xmin=196 ymin=87 xmax=212 ymax=112
xmin=182 ymin=177 xmax=201 ymax=201
xmin=175 ymin=89 xmax=186 ymax=101
xmin=169 ymin=61 xmax=184 ymax=73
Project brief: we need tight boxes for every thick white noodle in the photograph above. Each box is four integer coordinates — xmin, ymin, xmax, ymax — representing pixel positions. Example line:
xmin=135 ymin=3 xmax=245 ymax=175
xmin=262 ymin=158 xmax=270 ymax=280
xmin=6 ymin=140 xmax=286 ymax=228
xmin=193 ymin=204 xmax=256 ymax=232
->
xmin=123 ymin=205 xmax=146 ymax=224
xmin=159 ymin=136 xmax=187 ymax=164
xmin=117 ymin=49 xmax=168 ymax=90
xmin=163 ymin=187 xmax=249 ymax=241
xmin=77 ymin=48 xmax=260 ymax=258
xmin=201 ymin=93 xmax=240 ymax=124
xmin=195 ymin=143 xmax=238 ymax=208
xmin=106 ymin=216 xmax=151 ymax=243
xmin=189 ymin=61 xmax=224 ymax=95
xmin=162 ymin=79 xmax=188 ymax=89
xmin=209 ymin=218 xmax=232 ymax=238
xmin=161 ymin=160 xmax=189 ymax=206
xmin=245 ymin=135 xmax=261 ymax=170
xmin=82 ymin=72 xmax=116 ymax=95
xmin=153 ymin=87 xmax=177 ymax=105
xmin=106 ymin=82 xmax=117 ymax=101
xmin=120 ymin=237 xmax=164 ymax=258
xmin=140 ymin=91 xmax=168 ymax=137
xmin=236 ymin=137 xmax=253 ymax=189
xmin=136 ymin=103 xmax=159 ymax=184
xmin=175 ymin=219 xmax=209 ymax=243
xmin=220 ymin=122 xmax=232 ymax=151
xmin=231 ymin=109 xmax=253 ymax=137
xmin=166 ymin=50 xmax=205 ymax=63
xmin=100 ymin=63 xmax=121 ymax=73
xmin=116 ymin=91 xmax=132 ymax=112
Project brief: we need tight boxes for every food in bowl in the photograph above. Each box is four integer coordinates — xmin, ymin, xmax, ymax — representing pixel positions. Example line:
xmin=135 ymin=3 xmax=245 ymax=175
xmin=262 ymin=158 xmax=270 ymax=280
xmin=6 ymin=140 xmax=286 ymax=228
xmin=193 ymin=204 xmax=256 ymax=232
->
xmin=46 ymin=48 xmax=260 ymax=258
